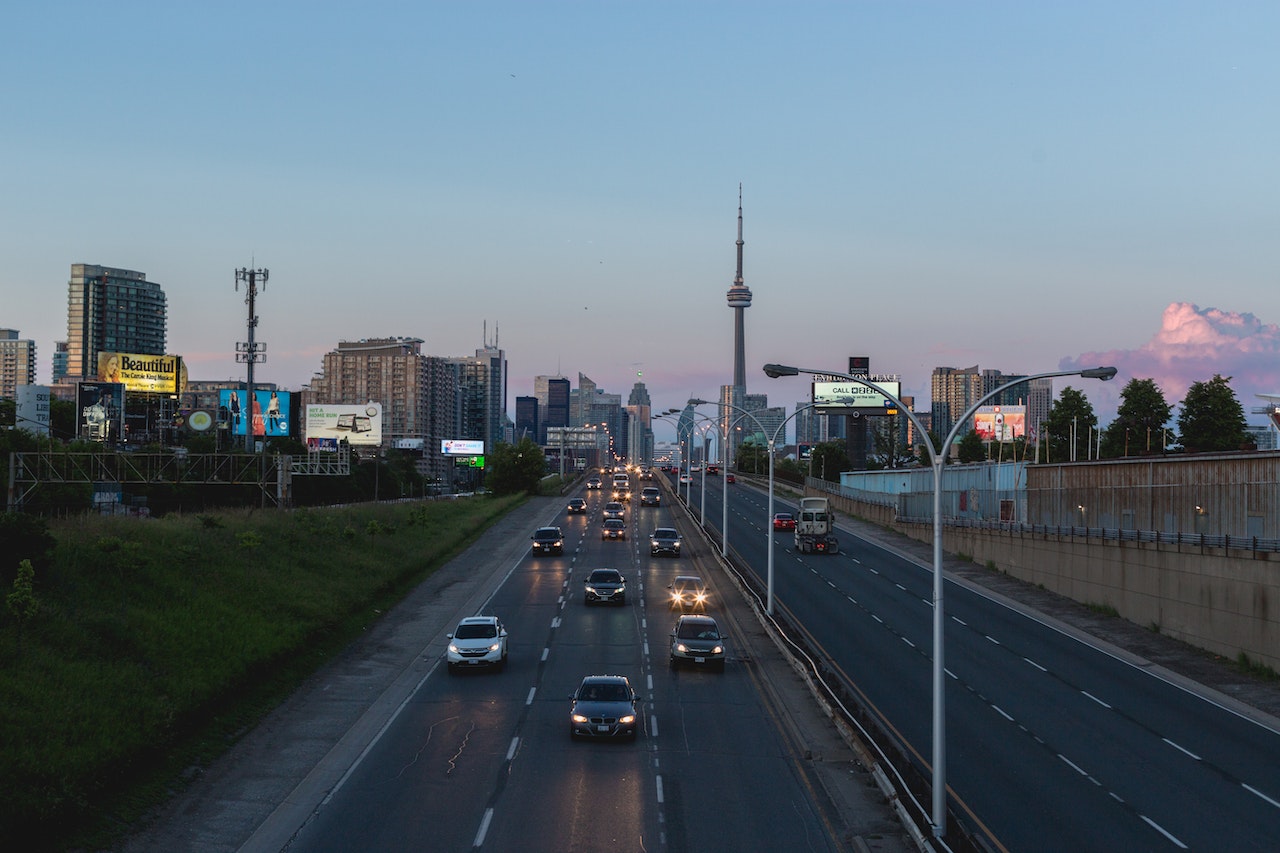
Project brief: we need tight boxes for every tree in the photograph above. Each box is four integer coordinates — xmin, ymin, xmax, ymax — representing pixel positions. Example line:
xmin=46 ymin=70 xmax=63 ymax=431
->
xmin=734 ymin=440 xmax=767 ymax=475
xmin=867 ymin=416 xmax=915 ymax=469
xmin=808 ymin=441 xmax=850 ymax=483
xmin=956 ymin=430 xmax=985 ymax=463
xmin=1101 ymin=378 xmax=1173 ymax=458
xmin=1177 ymin=374 xmax=1247 ymax=452
xmin=916 ymin=430 xmax=942 ymax=467
xmin=1040 ymin=386 xmax=1098 ymax=463
xmin=485 ymin=437 xmax=547 ymax=495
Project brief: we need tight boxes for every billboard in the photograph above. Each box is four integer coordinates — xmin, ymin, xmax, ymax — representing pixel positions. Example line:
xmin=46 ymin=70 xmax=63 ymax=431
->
xmin=77 ymin=381 xmax=125 ymax=442
xmin=219 ymin=389 xmax=291 ymax=437
xmin=305 ymin=403 xmax=383 ymax=446
xmin=97 ymin=351 xmax=188 ymax=394
xmin=16 ymin=384 xmax=51 ymax=437
xmin=812 ymin=380 xmax=901 ymax=412
xmin=973 ymin=405 xmax=1026 ymax=441
xmin=442 ymin=439 xmax=485 ymax=456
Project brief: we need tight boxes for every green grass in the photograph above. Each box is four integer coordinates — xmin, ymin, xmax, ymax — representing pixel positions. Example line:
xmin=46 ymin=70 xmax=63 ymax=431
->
xmin=0 ymin=495 xmax=524 ymax=848
xmin=1085 ymin=601 xmax=1120 ymax=618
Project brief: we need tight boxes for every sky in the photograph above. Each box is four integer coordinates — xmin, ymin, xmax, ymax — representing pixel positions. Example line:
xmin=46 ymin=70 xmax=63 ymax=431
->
xmin=4 ymin=1 xmax=1279 ymax=443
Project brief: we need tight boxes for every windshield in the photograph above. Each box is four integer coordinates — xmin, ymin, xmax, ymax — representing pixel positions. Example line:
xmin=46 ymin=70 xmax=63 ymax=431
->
xmin=589 ymin=570 xmax=621 ymax=583
xmin=581 ymin=682 xmax=629 ymax=702
xmin=455 ymin=624 xmax=497 ymax=639
xmin=677 ymin=620 xmax=718 ymax=640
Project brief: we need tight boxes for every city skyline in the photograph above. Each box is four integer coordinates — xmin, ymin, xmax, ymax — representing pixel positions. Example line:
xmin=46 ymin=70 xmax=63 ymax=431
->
xmin=4 ymin=3 xmax=1279 ymax=438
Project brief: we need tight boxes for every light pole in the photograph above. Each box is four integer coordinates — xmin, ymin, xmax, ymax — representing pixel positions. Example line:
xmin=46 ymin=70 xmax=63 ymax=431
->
xmin=691 ymin=397 xmax=838 ymax=616
xmin=763 ymin=362 xmax=1117 ymax=838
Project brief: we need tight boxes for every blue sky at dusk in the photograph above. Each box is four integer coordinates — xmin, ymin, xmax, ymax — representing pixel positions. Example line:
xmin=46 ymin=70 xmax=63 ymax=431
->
xmin=4 ymin=2 xmax=1278 ymax=440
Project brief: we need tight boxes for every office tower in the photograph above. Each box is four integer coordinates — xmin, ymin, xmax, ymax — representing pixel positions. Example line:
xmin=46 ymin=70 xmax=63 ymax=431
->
xmin=515 ymin=396 xmax=539 ymax=443
xmin=0 ymin=329 xmax=37 ymax=398
xmin=535 ymin=374 xmax=570 ymax=443
xmin=627 ymin=381 xmax=653 ymax=465
xmin=51 ymin=340 xmax=68 ymax=385
xmin=63 ymin=264 xmax=166 ymax=384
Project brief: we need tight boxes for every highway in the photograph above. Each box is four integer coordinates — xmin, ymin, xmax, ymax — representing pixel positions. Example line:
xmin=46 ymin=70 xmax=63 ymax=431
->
xmin=687 ymin=471 xmax=1280 ymax=851
xmin=283 ymin=479 xmax=861 ymax=853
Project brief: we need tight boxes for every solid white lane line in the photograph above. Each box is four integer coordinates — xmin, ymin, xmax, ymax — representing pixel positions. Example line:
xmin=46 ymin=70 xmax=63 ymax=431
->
xmin=525 ymin=688 xmax=536 ymax=706
xmin=506 ymin=738 xmax=519 ymax=761
xmin=1244 ymin=783 xmax=1280 ymax=810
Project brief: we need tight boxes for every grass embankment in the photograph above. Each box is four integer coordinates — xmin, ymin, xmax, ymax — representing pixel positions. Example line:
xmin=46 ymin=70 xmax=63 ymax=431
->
xmin=0 ymin=495 xmax=524 ymax=849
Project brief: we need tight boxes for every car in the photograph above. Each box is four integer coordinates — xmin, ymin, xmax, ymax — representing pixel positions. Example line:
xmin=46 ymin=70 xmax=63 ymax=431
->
xmin=639 ymin=469 xmax=653 ymax=480
xmin=669 ymin=614 xmax=727 ymax=670
xmin=567 ymin=498 xmax=587 ymax=514
xmin=706 ymin=464 xmax=720 ymax=476
xmin=601 ymin=518 xmax=627 ymax=540
xmin=639 ymin=486 xmax=661 ymax=506
xmin=583 ymin=567 xmax=626 ymax=605
xmin=569 ymin=675 xmax=640 ymax=740
xmin=773 ymin=512 xmax=796 ymax=531
xmin=679 ymin=474 xmax=692 ymax=484
xmin=602 ymin=501 xmax=625 ymax=521
xmin=612 ymin=485 xmax=632 ymax=502
xmin=667 ymin=575 xmax=707 ymax=610
xmin=650 ymin=527 xmax=683 ymax=557
xmin=725 ymin=473 xmax=736 ymax=483
xmin=531 ymin=526 xmax=565 ymax=555
xmin=586 ymin=477 xmax=602 ymax=490
xmin=446 ymin=615 xmax=508 ymax=673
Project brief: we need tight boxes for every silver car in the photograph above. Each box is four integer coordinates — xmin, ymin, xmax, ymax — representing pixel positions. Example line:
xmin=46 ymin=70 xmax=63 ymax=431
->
xmin=669 ymin=614 xmax=727 ymax=671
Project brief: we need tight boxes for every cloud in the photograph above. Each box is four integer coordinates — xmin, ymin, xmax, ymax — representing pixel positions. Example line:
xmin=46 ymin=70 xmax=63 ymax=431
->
xmin=1061 ymin=303 xmax=1280 ymax=424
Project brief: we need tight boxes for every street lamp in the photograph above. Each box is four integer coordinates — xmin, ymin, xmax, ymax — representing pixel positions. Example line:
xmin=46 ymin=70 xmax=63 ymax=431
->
xmin=762 ymin=361 xmax=1116 ymax=838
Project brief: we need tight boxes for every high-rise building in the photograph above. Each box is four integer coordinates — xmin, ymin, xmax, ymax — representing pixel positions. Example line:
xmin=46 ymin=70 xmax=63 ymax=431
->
xmin=0 ymin=329 xmax=37 ymax=399
xmin=515 ymin=396 xmax=539 ymax=443
xmin=62 ymin=264 xmax=166 ymax=389
xmin=931 ymin=365 xmax=982 ymax=439
xmin=308 ymin=337 xmax=460 ymax=482
xmin=535 ymin=374 xmax=570 ymax=443
xmin=450 ymin=343 xmax=507 ymax=452
xmin=627 ymin=381 xmax=653 ymax=466
xmin=51 ymin=341 xmax=68 ymax=385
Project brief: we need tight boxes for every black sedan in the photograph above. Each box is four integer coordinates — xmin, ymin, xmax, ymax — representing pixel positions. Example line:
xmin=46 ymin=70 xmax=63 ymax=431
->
xmin=569 ymin=675 xmax=640 ymax=740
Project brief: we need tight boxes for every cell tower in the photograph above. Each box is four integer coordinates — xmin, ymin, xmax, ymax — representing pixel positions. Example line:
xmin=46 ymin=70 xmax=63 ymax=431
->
xmin=235 ymin=266 xmax=268 ymax=452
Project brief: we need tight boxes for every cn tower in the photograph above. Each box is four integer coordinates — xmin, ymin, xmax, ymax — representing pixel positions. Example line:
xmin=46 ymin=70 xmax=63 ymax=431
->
xmin=723 ymin=186 xmax=752 ymax=464
xmin=726 ymin=185 xmax=752 ymax=387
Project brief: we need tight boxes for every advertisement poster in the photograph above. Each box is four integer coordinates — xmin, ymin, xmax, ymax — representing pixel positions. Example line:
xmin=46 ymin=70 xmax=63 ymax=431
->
xmin=97 ymin=351 xmax=188 ymax=394
xmin=77 ymin=381 xmax=125 ymax=442
xmin=304 ymin=403 xmax=383 ymax=446
xmin=220 ymin=389 xmax=291 ymax=437
xmin=16 ymin=384 xmax=51 ymax=437
xmin=973 ymin=405 xmax=1026 ymax=442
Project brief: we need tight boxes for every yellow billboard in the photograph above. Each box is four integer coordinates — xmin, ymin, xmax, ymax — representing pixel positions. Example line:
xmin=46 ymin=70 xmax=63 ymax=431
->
xmin=97 ymin=352 xmax=188 ymax=394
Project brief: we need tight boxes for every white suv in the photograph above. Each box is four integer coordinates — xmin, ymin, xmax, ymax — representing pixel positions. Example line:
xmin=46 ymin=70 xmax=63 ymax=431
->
xmin=446 ymin=615 xmax=509 ymax=673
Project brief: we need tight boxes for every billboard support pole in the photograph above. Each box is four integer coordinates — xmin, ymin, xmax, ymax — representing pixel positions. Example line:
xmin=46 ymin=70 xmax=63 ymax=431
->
xmin=235 ymin=267 xmax=269 ymax=453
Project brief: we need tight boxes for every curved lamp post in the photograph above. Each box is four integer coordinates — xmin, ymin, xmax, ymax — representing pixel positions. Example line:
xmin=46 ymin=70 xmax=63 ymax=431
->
xmin=763 ymin=361 xmax=1116 ymax=838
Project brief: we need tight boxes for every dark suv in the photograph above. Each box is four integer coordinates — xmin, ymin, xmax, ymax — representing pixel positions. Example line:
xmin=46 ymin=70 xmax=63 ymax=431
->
xmin=531 ymin=526 xmax=564 ymax=556
xmin=650 ymin=527 xmax=682 ymax=557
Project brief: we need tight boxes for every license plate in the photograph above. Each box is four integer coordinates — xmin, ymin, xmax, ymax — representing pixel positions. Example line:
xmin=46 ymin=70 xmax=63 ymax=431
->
xmin=695 ymin=656 xmax=706 ymax=663
xmin=597 ymin=725 xmax=609 ymax=733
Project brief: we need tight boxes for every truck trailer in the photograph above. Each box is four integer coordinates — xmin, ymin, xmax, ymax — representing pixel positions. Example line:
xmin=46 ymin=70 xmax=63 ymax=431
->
xmin=795 ymin=497 xmax=839 ymax=554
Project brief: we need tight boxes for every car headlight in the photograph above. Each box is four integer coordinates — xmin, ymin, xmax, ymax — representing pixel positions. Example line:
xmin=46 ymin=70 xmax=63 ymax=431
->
xmin=448 ymin=643 xmax=460 ymax=653
xmin=572 ymin=713 xmax=589 ymax=724
xmin=670 ymin=591 xmax=681 ymax=601
xmin=694 ymin=593 xmax=706 ymax=602
xmin=619 ymin=714 xmax=636 ymax=725
xmin=713 ymin=645 xmax=724 ymax=654
xmin=675 ymin=643 xmax=688 ymax=653
xmin=489 ymin=642 xmax=501 ymax=652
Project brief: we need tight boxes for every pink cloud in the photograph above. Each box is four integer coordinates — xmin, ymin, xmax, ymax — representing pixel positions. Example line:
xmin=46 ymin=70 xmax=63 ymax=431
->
xmin=1061 ymin=303 xmax=1280 ymax=424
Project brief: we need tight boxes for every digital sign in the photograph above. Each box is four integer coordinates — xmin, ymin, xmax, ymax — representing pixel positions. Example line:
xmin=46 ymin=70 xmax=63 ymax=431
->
xmin=442 ymin=439 xmax=485 ymax=456
xmin=812 ymin=380 xmax=901 ymax=412
xmin=973 ymin=406 xmax=1026 ymax=441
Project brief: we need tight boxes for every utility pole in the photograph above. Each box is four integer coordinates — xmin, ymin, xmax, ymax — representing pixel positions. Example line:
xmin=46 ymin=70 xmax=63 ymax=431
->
xmin=235 ymin=267 xmax=268 ymax=452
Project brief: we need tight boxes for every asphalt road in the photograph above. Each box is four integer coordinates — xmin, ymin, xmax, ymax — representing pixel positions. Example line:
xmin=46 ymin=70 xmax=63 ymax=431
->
xmin=120 ymin=489 xmax=916 ymax=853
xmin=693 ymin=473 xmax=1280 ymax=851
